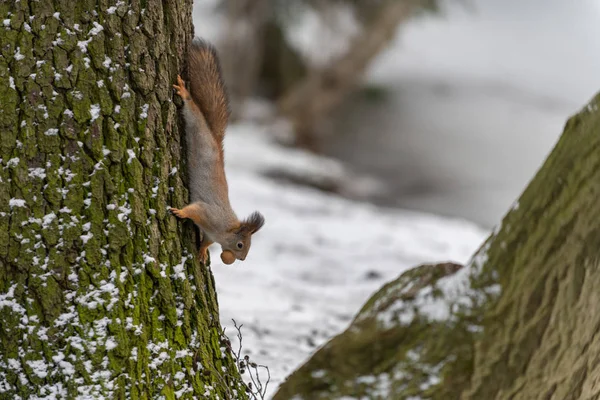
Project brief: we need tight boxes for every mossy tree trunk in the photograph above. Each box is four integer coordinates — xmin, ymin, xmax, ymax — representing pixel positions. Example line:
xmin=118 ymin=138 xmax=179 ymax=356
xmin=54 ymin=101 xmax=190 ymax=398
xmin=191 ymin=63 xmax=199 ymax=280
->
xmin=461 ymin=94 xmax=600 ymax=399
xmin=274 ymin=93 xmax=600 ymax=399
xmin=0 ymin=1 xmax=245 ymax=398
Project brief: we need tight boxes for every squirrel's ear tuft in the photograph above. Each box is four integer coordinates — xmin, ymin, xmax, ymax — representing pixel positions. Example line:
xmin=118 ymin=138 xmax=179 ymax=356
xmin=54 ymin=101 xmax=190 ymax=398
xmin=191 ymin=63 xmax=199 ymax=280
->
xmin=240 ymin=211 xmax=265 ymax=234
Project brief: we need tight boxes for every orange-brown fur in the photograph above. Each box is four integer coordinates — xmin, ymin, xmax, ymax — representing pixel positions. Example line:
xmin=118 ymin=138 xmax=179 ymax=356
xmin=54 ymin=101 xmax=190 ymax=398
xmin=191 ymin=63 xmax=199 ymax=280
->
xmin=170 ymin=39 xmax=265 ymax=264
xmin=187 ymin=39 xmax=230 ymax=156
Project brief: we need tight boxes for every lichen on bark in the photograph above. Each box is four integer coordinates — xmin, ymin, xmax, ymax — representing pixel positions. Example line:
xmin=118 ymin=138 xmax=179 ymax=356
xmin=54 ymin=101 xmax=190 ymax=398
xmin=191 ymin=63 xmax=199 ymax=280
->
xmin=0 ymin=0 xmax=246 ymax=398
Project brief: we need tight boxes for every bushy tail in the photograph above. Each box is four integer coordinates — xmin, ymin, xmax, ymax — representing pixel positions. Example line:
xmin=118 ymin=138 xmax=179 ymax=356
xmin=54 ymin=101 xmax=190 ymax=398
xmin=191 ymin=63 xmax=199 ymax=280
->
xmin=188 ymin=38 xmax=230 ymax=143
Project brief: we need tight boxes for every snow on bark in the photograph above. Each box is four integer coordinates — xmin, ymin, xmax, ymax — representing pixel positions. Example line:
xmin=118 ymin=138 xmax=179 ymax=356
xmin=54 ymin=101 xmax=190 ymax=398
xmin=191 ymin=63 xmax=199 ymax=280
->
xmin=0 ymin=0 xmax=245 ymax=398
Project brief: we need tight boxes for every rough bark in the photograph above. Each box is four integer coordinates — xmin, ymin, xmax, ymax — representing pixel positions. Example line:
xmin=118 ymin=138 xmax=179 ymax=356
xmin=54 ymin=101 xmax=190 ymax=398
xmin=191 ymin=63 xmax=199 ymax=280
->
xmin=462 ymin=93 xmax=600 ymax=399
xmin=274 ymin=92 xmax=600 ymax=399
xmin=0 ymin=1 xmax=245 ymax=398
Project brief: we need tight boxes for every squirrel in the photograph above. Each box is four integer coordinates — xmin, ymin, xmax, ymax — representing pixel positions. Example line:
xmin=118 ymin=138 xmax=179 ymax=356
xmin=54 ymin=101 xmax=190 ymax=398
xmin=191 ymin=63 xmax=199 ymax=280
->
xmin=170 ymin=38 xmax=265 ymax=265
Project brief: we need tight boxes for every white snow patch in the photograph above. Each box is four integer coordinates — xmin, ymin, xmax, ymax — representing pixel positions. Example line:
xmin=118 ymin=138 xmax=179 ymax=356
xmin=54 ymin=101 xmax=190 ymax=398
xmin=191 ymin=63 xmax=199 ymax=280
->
xmin=103 ymin=56 xmax=112 ymax=69
xmin=0 ymin=285 xmax=26 ymax=315
xmin=42 ymin=212 xmax=57 ymax=228
xmin=105 ymin=337 xmax=118 ymax=351
xmin=80 ymin=232 xmax=93 ymax=244
xmin=14 ymin=47 xmax=24 ymax=60
xmin=59 ymin=360 xmax=75 ymax=376
xmin=90 ymin=104 xmax=101 ymax=121
xmin=117 ymin=204 xmax=131 ymax=222
xmin=139 ymin=103 xmax=149 ymax=119
xmin=126 ymin=149 xmax=136 ymax=164
xmin=76 ymin=38 xmax=92 ymax=53
xmin=26 ymin=359 xmax=48 ymax=378
xmin=311 ymin=370 xmax=327 ymax=379
xmin=9 ymin=199 xmax=26 ymax=208
xmin=7 ymin=358 xmax=21 ymax=371
xmin=89 ymin=21 xmax=104 ymax=36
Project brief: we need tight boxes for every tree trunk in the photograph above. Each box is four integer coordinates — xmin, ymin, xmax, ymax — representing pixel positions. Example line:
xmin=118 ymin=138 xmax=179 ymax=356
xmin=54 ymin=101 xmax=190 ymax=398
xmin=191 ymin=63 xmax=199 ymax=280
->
xmin=257 ymin=20 xmax=307 ymax=102
xmin=273 ymin=92 xmax=600 ymax=399
xmin=277 ymin=0 xmax=421 ymax=150
xmin=461 ymin=94 xmax=600 ymax=399
xmin=0 ymin=1 xmax=245 ymax=398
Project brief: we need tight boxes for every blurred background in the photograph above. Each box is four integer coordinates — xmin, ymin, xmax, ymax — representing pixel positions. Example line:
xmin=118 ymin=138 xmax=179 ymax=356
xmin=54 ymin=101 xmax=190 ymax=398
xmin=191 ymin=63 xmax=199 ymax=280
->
xmin=191 ymin=0 xmax=600 ymax=394
xmin=193 ymin=0 xmax=600 ymax=229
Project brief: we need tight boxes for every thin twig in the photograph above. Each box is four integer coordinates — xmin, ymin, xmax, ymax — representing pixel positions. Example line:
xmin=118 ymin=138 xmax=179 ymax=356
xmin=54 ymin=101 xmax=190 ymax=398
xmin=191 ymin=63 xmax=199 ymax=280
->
xmin=212 ymin=319 xmax=271 ymax=399
xmin=259 ymin=364 xmax=271 ymax=397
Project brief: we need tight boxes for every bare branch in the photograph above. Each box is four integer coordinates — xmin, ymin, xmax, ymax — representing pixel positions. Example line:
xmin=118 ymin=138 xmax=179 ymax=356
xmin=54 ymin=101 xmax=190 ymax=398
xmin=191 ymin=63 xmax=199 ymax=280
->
xmin=213 ymin=319 xmax=271 ymax=399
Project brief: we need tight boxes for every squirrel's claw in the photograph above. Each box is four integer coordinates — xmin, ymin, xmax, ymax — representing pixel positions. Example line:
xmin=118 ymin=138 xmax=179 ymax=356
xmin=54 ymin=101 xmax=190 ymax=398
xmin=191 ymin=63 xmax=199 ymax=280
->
xmin=173 ymin=75 xmax=191 ymax=100
xmin=198 ymin=248 xmax=209 ymax=265
xmin=169 ymin=207 xmax=185 ymax=219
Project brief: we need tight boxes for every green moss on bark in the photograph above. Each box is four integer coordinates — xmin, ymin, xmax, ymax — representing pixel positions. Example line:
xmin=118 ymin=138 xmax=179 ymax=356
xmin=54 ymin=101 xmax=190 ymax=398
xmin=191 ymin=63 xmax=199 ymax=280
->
xmin=275 ymin=93 xmax=600 ymax=400
xmin=0 ymin=0 xmax=246 ymax=398
xmin=273 ymin=263 xmax=475 ymax=400
xmin=461 ymin=93 xmax=600 ymax=400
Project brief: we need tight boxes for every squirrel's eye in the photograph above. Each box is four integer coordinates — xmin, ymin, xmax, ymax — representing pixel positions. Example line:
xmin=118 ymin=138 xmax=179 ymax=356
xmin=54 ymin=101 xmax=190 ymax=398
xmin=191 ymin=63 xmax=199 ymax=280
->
xmin=237 ymin=242 xmax=243 ymax=249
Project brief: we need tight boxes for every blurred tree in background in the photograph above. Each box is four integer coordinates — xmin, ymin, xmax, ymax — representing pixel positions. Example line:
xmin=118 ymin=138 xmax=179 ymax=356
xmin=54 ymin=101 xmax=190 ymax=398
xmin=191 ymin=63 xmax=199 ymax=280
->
xmin=216 ymin=0 xmax=440 ymax=150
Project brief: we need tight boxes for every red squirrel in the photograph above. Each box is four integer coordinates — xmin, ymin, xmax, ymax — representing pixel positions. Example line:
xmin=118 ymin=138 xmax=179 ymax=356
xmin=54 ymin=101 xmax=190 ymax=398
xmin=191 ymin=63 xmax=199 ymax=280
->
xmin=170 ymin=38 xmax=265 ymax=265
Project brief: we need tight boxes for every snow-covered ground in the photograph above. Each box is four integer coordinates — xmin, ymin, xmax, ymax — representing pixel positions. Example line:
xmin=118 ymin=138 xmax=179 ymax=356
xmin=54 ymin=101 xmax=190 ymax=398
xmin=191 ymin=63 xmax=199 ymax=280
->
xmin=190 ymin=0 xmax=486 ymax=397
xmin=208 ymin=123 xmax=488 ymax=397
xmin=188 ymin=0 xmax=600 ymax=396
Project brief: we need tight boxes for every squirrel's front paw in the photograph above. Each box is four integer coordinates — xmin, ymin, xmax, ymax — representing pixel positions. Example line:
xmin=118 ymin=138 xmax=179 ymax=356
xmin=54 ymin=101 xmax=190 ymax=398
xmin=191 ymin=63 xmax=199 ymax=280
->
xmin=173 ymin=75 xmax=191 ymax=100
xmin=169 ymin=207 xmax=186 ymax=219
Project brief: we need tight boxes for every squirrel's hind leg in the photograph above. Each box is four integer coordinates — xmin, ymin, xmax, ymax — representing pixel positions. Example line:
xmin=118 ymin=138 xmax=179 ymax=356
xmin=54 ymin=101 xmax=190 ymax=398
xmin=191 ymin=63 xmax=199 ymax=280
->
xmin=198 ymin=237 xmax=214 ymax=265
xmin=173 ymin=75 xmax=192 ymax=101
